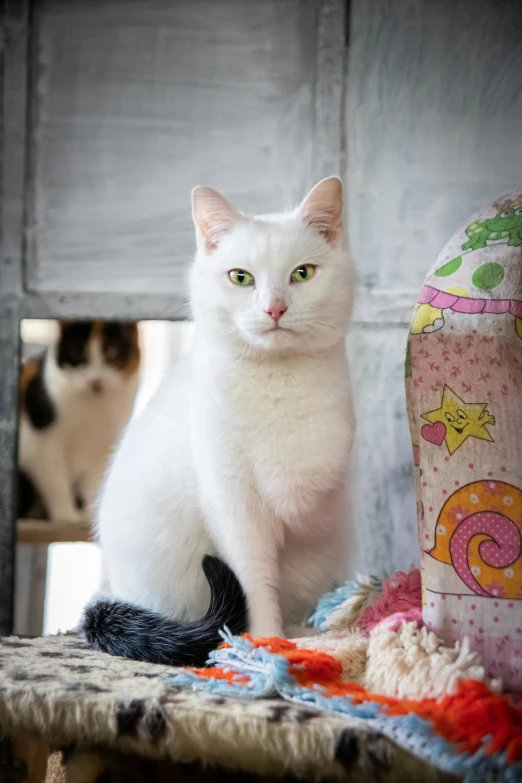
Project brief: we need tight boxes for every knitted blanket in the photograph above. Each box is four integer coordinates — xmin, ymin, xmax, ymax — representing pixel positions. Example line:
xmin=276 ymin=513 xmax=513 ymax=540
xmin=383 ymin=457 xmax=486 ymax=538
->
xmin=172 ymin=570 xmax=522 ymax=783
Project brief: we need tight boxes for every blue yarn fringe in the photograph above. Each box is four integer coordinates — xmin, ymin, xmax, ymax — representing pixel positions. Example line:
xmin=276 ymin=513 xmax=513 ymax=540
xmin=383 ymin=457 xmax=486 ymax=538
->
xmin=309 ymin=574 xmax=382 ymax=630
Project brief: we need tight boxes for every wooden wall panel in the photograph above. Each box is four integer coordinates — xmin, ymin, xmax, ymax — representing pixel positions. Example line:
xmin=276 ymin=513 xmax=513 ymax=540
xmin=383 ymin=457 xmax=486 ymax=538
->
xmin=347 ymin=0 xmax=522 ymax=303
xmin=5 ymin=0 xmax=522 ymax=591
xmin=346 ymin=0 xmax=522 ymax=574
xmin=26 ymin=0 xmax=319 ymax=293
xmin=347 ymin=326 xmax=417 ymax=575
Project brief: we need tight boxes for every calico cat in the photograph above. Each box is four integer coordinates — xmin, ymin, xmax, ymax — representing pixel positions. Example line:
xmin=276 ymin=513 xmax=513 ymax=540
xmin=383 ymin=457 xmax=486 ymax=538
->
xmin=83 ymin=177 xmax=354 ymax=666
xmin=18 ymin=321 xmax=140 ymax=523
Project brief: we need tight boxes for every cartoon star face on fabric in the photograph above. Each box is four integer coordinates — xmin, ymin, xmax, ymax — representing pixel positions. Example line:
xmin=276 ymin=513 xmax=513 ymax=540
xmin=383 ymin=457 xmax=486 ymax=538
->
xmin=421 ymin=385 xmax=495 ymax=455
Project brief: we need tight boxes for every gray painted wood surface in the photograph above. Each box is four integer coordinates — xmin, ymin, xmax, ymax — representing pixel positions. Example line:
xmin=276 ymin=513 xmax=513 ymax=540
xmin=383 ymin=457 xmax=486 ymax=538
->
xmin=0 ymin=0 xmax=345 ymax=632
xmin=2 ymin=0 xmax=522 ymax=629
xmin=347 ymin=325 xmax=417 ymax=575
xmin=0 ymin=305 xmax=21 ymax=635
xmin=14 ymin=544 xmax=48 ymax=637
xmin=27 ymin=0 xmax=327 ymax=293
xmin=1 ymin=0 xmax=27 ymax=299
xmin=346 ymin=0 xmax=522 ymax=574
xmin=347 ymin=0 xmax=522 ymax=304
xmin=0 ymin=0 xmax=28 ymax=635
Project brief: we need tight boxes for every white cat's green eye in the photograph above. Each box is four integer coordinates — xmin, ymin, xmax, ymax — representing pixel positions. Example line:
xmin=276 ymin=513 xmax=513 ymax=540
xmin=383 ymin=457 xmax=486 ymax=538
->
xmin=229 ymin=269 xmax=255 ymax=287
xmin=291 ymin=264 xmax=316 ymax=283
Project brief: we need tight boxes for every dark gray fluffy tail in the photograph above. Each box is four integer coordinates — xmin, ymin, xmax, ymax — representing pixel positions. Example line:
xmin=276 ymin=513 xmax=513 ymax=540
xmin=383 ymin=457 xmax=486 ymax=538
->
xmin=81 ymin=555 xmax=247 ymax=667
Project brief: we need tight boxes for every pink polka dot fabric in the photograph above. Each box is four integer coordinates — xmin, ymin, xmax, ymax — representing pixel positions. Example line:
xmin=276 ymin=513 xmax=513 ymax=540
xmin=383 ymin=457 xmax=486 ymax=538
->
xmin=406 ymin=191 xmax=522 ymax=693
xmin=450 ymin=511 xmax=520 ymax=595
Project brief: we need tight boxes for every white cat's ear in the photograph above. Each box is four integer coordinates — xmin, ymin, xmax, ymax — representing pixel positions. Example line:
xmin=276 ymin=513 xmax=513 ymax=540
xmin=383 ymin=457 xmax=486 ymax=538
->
xmin=300 ymin=177 xmax=344 ymax=246
xmin=192 ymin=186 xmax=241 ymax=253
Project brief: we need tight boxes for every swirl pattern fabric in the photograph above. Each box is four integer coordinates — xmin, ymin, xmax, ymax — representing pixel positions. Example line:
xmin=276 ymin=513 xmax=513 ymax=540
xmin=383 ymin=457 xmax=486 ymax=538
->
xmin=406 ymin=190 xmax=522 ymax=692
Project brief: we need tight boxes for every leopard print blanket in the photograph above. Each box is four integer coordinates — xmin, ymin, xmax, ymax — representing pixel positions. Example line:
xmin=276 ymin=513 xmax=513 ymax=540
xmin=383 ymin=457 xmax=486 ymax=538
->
xmin=0 ymin=634 xmax=456 ymax=782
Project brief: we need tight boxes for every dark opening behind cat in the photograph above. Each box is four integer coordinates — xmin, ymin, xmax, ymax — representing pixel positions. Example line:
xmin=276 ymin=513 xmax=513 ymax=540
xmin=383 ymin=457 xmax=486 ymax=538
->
xmin=18 ymin=321 xmax=140 ymax=523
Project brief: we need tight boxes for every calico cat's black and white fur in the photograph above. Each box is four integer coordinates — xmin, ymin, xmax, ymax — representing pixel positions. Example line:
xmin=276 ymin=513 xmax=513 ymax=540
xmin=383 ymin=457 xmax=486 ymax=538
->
xmin=18 ymin=321 xmax=140 ymax=522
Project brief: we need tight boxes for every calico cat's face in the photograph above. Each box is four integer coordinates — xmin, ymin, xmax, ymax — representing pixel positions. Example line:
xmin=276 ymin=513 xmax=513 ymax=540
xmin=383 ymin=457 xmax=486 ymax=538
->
xmin=56 ymin=321 xmax=140 ymax=394
xmin=190 ymin=178 xmax=353 ymax=353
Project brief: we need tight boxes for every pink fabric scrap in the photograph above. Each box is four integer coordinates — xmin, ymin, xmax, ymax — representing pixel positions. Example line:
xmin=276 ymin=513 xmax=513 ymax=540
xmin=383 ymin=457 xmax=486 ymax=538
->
xmin=357 ymin=569 xmax=422 ymax=636
xmin=374 ymin=607 xmax=424 ymax=632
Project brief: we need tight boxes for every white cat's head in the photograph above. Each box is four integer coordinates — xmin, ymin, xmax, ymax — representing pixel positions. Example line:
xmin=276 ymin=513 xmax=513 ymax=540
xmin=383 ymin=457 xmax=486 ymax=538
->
xmin=189 ymin=178 xmax=353 ymax=354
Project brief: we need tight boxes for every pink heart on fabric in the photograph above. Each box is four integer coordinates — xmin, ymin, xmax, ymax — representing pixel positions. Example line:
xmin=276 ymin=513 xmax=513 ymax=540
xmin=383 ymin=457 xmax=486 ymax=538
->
xmin=421 ymin=421 xmax=446 ymax=446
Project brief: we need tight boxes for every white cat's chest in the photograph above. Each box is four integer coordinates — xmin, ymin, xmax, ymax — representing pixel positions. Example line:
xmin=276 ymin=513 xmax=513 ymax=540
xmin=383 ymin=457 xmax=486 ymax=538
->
xmin=196 ymin=354 xmax=353 ymax=518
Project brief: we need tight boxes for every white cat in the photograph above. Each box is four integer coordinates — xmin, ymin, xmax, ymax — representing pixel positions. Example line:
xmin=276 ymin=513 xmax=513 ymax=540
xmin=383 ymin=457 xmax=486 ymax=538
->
xmin=86 ymin=178 xmax=354 ymax=663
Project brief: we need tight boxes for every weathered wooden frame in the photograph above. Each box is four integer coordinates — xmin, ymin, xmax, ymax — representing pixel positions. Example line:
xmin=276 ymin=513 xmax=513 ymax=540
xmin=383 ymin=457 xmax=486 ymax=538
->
xmin=0 ymin=0 xmax=347 ymax=634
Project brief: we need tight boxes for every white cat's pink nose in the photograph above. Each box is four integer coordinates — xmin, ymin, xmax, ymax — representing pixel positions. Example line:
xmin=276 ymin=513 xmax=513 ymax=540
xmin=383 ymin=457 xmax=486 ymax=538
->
xmin=265 ymin=302 xmax=287 ymax=323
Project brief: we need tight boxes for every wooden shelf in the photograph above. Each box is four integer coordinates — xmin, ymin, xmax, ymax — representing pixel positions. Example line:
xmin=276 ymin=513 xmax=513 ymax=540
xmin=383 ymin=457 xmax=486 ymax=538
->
xmin=17 ymin=520 xmax=93 ymax=545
